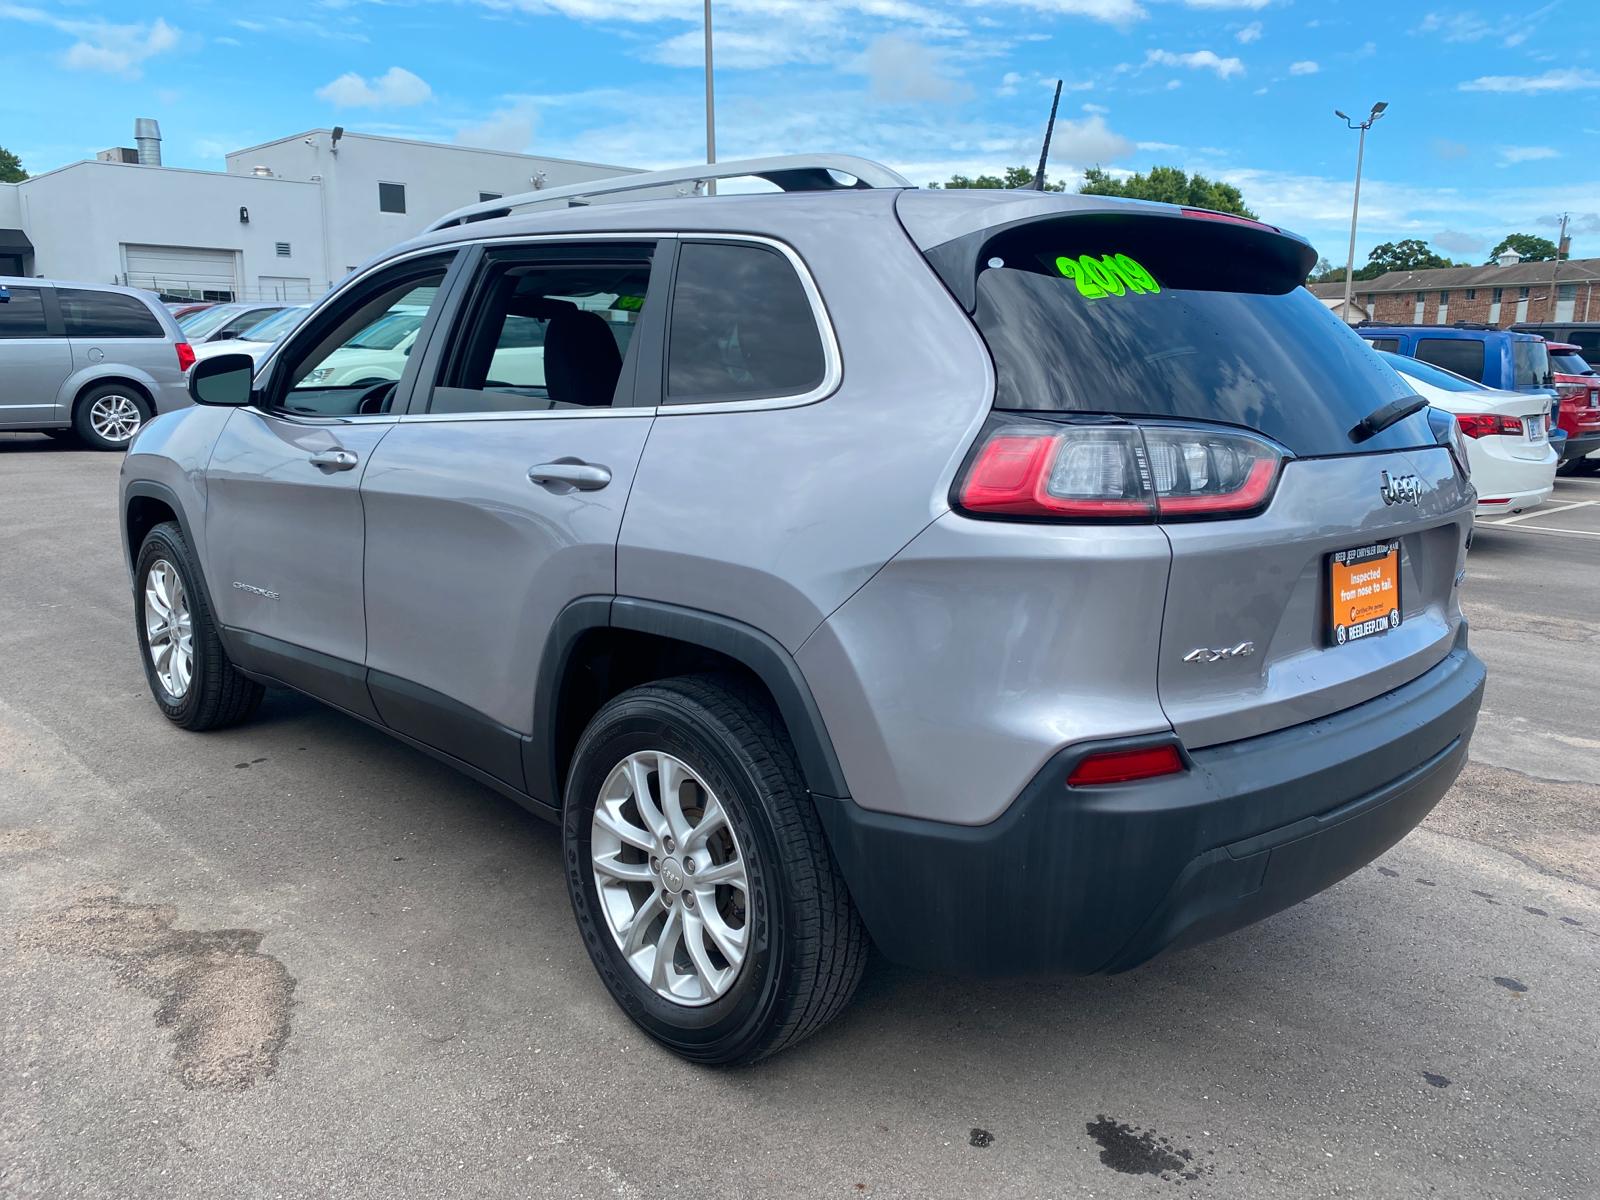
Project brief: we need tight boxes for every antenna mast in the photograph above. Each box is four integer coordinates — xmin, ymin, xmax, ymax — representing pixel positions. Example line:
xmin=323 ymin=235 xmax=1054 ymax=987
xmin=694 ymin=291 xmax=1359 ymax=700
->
xmin=1033 ymin=79 xmax=1063 ymax=190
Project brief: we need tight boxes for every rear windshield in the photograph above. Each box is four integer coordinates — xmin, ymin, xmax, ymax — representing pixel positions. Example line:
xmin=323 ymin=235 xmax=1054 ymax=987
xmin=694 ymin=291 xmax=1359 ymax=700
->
xmin=1550 ymin=350 xmax=1594 ymax=375
xmin=1378 ymin=350 xmax=1482 ymax=393
xmin=969 ymin=217 xmax=1430 ymax=456
xmin=1512 ymin=339 xmax=1550 ymax=389
xmin=179 ymin=305 xmax=242 ymax=340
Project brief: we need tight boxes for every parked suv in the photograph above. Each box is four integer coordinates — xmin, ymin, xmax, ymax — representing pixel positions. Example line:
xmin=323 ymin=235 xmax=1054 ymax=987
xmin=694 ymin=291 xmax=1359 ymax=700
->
xmin=1545 ymin=342 xmax=1600 ymax=474
xmin=119 ymin=156 xmax=1486 ymax=1064
xmin=1513 ymin=320 xmax=1600 ymax=362
xmin=0 ymin=277 xmax=193 ymax=449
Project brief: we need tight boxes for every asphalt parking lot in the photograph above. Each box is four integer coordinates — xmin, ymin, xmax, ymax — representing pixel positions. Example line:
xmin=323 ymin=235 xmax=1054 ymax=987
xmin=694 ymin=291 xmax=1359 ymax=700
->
xmin=2 ymin=435 xmax=1597 ymax=1200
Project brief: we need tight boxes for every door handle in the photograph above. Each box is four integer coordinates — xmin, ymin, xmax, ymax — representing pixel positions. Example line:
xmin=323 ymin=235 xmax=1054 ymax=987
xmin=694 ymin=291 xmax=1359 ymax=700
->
xmin=529 ymin=460 xmax=612 ymax=492
xmin=309 ymin=448 xmax=359 ymax=471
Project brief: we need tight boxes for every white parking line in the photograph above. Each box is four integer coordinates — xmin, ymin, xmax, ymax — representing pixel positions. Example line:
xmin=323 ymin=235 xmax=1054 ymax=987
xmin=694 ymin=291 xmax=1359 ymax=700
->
xmin=1479 ymin=500 xmax=1597 ymax=527
xmin=1478 ymin=523 xmax=1600 ymax=539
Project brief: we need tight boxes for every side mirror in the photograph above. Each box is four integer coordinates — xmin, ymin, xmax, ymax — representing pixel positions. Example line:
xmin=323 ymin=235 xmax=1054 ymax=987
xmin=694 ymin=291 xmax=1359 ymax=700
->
xmin=189 ymin=353 xmax=256 ymax=407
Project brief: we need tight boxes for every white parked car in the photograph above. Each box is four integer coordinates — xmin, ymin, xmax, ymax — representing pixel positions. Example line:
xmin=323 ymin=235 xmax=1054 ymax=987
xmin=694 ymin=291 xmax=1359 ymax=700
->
xmin=1379 ymin=351 xmax=1556 ymax=517
xmin=191 ymin=305 xmax=311 ymax=366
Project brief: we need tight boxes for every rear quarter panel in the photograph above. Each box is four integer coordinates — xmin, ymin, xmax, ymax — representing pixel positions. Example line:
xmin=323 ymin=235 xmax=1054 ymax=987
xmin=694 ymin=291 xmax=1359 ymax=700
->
xmin=617 ymin=197 xmax=993 ymax=652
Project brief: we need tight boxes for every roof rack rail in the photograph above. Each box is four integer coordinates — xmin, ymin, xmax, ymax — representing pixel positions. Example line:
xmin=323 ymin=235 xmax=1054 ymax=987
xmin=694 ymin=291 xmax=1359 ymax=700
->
xmin=426 ymin=154 xmax=913 ymax=233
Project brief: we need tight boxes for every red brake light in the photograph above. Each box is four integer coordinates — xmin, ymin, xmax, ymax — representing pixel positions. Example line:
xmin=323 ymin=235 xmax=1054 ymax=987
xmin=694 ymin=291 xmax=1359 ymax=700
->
xmin=957 ymin=419 xmax=1282 ymax=521
xmin=1180 ymin=208 xmax=1277 ymax=232
xmin=1454 ymin=413 xmax=1521 ymax=439
xmin=1067 ymin=743 xmax=1186 ymax=787
xmin=176 ymin=342 xmax=196 ymax=372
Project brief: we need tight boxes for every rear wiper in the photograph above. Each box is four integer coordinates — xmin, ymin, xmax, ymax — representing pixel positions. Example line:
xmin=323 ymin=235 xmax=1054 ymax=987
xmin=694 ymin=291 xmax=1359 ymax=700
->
xmin=1349 ymin=395 xmax=1429 ymax=443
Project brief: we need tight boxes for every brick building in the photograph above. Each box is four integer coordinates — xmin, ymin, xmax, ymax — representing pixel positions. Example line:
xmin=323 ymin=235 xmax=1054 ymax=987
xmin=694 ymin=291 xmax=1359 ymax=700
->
xmin=1306 ymin=252 xmax=1600 ymax=328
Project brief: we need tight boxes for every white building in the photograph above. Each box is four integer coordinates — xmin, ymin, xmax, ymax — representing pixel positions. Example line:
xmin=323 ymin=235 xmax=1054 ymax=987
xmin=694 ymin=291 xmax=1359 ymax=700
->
xmin=0 ymin=122 xmax=642 ymax=302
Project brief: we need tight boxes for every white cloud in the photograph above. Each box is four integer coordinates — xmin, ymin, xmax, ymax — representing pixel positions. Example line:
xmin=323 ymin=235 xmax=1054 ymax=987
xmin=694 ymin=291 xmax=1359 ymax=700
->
xmin=1461 ymin=68 xmax=1600 ymax=93
xmin=1497 ymin=145 xmax=1560 ymax=166
xmin=1167 ymin=79 xmax=1183 ymax=90
xmin=1419 ymin=8 xmax=1555 ymax=48
xmin=1289 ymin=60 xmax=1318 ymax=75
xmin=855 ymin=33 xmax=969 ymax=103
xmin=456 ymin=100 xmax=538 ymax=152
xmin=1236 ymin=21 xmax=1262 ymax=43
xmin=1145 ymin=48 xmax=1244 ymax=79
xmin=1432 ymin=229 xmax=1484 ymax=254
xmin=997 ymin=71 xmax=1023 ymax=97
xmin=1184 ymin=0 xmax=1269 ymax=8
xmin=1082 ymin=101 xmax=1109 ymax=114
xmin=316 ymin=66 xmax=433 ymax=109
xmin=0 ymin=6 xmax=183 ymax=79
xmin=1137 ymin=140 xmax=1180 ymax=151
xmin=1050 ymin=113 xmax=1134 ymax=162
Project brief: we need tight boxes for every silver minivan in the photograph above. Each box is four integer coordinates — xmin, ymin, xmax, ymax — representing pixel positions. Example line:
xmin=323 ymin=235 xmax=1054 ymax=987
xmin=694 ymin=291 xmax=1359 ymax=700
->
xmin=0 ymin=277 xmax=192 ymax=449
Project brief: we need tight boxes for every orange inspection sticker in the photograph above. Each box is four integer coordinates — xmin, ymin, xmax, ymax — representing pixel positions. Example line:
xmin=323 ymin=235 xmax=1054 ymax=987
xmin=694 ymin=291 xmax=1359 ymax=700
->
xmin=1328 ymin=541 xmax=1402 ymax=646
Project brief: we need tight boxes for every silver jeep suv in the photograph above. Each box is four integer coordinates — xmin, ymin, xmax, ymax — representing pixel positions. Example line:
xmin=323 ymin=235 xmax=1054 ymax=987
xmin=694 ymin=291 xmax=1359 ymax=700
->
xmin=120 ymin=155 xmax=1485 ymax=1064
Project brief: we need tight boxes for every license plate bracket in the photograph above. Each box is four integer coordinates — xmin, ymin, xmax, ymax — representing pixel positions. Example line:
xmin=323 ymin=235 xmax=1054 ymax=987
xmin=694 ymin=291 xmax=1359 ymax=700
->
xmin=1328 ymin=541 xmax=1402 ymax=646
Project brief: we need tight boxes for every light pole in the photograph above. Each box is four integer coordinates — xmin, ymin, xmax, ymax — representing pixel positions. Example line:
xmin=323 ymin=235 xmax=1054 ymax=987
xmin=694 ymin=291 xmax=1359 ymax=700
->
xmin=704 ymin=0 xmax=717 ymax=195
xmin=1336 ymin=101 xmax=1387 ymax=323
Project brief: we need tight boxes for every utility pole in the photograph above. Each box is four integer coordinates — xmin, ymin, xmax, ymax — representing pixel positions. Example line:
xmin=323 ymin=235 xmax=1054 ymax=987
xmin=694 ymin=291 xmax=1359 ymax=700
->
xmin=1336 ymin=101 xmax=1388 ymax=323
xmin=704 ymin=0 xmax=717 ymax=195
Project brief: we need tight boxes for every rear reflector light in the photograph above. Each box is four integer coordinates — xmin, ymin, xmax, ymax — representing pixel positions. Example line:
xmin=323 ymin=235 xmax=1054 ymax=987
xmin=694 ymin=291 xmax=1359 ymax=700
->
xmin=957 ymin=418 xmax=1283 ymax=521
xmin=1067 ymin=743 xmax=1186 ymax=787
xmin=175 ymin=342 xmax=196 ymax=372
xmin=1455 ymin=413 xmax=1522 ymax=439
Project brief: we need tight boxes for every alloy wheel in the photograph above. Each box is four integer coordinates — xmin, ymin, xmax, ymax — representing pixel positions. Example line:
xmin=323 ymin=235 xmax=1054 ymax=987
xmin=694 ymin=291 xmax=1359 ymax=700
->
xmin=143 ymin=559 xmax=194 ymax=698
xmin=590 ymin=750 xmax=750 ymax=1006
xmin=89 ymin=394 xmax=143 ymax=444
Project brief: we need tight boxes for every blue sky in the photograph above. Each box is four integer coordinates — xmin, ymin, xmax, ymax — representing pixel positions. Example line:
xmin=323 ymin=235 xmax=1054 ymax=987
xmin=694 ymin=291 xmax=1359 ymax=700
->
xmin=2 ymin=0 xmax=1598 ymax=265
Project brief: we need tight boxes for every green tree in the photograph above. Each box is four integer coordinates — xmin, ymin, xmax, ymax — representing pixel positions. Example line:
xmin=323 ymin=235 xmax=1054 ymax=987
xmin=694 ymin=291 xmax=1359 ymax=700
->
xmin=0 ymin=146 xmax=25 ymax=183
xmin=928 ymin=165 xmax=1065 ymax=192
xmin=1307 ymin=256 xmax=1339 ymax=284
xmin=1487 ymin=233 xmax=1558 ymax=263
xmin=1351 ymin=239 xmax=1461 ymax=281
xmin=1077 ymin=165 xmax=1257 ymax=219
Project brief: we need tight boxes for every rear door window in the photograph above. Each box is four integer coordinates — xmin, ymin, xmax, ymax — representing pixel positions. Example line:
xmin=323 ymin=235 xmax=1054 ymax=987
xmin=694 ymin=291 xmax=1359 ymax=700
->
xmin=966 ymin=214 xmax=1430 ymax=456
xmin=1512 ymin=340 xmax=1550 ymax=389
xmin=0 ymin=286 xmax=49 ymax=338
xmin=1414 ymin=338 xmax=1485 ymax=382
xmin=666 ymin=241 xmax=826 ymax=404
xmin=58 ymin=289 xmax=165 ymax=338
xmin=1363 ymin=337 xmax=1401 ymax=353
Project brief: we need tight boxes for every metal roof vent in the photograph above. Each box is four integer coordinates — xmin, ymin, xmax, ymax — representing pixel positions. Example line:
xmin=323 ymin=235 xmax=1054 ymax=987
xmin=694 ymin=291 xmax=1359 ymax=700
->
xmin=252 ymin=165 xmax=274 ymax=178
xmin=133 ymin=117 xmax=162 ymax=166
xmin=1496 ymin=248 xmax=1522 ymax=267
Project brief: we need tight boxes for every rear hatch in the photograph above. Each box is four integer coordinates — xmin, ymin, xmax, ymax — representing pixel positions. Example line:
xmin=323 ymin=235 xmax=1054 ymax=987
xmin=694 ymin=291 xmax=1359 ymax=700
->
xmin=910 ymin=198 xmax=1471 ymax=749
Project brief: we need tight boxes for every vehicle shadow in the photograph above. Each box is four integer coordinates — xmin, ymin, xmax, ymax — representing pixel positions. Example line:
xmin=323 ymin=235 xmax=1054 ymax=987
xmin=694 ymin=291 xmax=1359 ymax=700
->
xmin=0 ymin=433 xmax=87 ymax=453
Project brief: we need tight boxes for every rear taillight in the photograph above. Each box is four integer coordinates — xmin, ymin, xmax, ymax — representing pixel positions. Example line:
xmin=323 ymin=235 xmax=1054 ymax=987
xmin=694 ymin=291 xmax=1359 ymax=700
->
xmin=1179 ymin=208 xmax=1278 ymax=233
xmin=956 ymin=418 xmax=1283 ymax=522
xmin=1067 ymin=743 xmax=1186 ymax=787
xmin=1455 ymin=413 xmax=1522 ymax=439
xmin=176 ymin=342 xmax=196 ymax=372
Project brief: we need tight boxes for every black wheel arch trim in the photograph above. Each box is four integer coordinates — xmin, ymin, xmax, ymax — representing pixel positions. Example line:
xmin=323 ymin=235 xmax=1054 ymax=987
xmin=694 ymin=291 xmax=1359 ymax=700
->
xmin=525 ymin=596 xmax=852 ymax=806
xmin=123 ymin=480 xmax=219 ymax=615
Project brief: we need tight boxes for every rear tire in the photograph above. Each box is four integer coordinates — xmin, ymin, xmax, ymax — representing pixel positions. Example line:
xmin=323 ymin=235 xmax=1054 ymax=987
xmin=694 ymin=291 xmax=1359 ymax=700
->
xmin=134 ymin=522 xmax=264 ymax=730
xmin=75 ymin=384 xmax=152 ymax=451
xmin=563 ymin=675 xmax=867 ymax=1065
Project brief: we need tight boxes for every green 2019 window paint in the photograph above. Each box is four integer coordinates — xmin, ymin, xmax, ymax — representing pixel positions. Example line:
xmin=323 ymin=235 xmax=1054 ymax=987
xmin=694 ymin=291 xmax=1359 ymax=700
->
xmin=1054 ymin=254 xmax=1161 ymax=300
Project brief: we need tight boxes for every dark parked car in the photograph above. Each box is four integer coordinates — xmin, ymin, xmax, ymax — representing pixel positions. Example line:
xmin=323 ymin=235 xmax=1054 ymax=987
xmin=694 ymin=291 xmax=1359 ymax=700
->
xmin=1513 ymin=320 xmax=1600 ymax=361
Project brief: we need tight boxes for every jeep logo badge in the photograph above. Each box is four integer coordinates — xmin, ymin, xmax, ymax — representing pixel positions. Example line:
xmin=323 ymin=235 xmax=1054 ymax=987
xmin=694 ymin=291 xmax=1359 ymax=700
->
xmin=1379 ymin=470 xmax=1424 ymax=506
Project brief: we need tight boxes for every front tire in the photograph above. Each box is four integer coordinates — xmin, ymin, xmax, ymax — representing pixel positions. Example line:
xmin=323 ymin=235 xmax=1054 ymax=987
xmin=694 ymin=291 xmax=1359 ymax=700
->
xmin=75 ymin=385 xmax=152 ymax=451
xmin=563 ymin=675 xmax=867 ymax=1065
xmin=134 ymin=522 xmax=264 ymax=730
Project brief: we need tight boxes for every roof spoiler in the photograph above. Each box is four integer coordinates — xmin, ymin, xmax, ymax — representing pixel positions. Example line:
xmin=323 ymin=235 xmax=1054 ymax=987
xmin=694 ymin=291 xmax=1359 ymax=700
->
xmin=425 ymin=154 xmax=912 ymax=233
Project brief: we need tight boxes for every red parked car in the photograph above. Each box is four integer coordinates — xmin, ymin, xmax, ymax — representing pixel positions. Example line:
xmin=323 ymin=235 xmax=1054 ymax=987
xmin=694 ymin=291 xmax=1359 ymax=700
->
xmin=1547 ymin=342 xmax=1600 ymax=475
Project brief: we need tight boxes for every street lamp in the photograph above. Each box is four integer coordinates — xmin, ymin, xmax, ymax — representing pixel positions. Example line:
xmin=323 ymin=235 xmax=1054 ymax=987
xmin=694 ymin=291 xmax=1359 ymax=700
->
xmin=1337 ymin=101 xmax=1388 ymax=322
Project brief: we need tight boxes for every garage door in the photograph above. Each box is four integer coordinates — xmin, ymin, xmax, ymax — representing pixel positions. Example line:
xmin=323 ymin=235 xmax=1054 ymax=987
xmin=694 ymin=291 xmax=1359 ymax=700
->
xmin=123 ymin=244 xmax=240 ymax=302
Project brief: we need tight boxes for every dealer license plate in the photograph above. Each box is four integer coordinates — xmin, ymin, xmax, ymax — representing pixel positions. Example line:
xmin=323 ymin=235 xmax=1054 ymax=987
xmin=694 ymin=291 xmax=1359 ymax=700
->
xmin=1328 ymin=541 xmax=1402 ymax=646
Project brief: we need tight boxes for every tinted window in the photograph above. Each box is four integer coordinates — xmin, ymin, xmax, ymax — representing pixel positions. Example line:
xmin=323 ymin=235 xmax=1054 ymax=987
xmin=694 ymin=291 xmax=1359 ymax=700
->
xmin=1513 ymin=340 xmax=1550 ymax=389
xmin=1570 ymin=332 xmax=1600 ymax=357
xmin=1378 ymin=350 xmax=1482 ymax=393
xmin=379 ymin=182 xmax=406 ymax=214
xmin=216 ymin=307 xmax=281 ymax=339
xmin=179 ymin=305 xmax=242 ymax=339
xmin=667 ymin=241 xmax=826 ymax=403
xmin=432 ymin=250 xmax=652 ymax=414
xmin=1364 ymin=337 xmax=1401 ymax=353
xmin=0 ymin=287 xmax=49 ymax=338
xmin=1550 ymin=350 xmax=1594 ymax=375
xmin=58 ymin=289 xmax=164 ymax=338
xmin=1414 ymin=338 xmax=1485 ymax=381
xmin=967 ymin=217 xmax=1431 ymax=457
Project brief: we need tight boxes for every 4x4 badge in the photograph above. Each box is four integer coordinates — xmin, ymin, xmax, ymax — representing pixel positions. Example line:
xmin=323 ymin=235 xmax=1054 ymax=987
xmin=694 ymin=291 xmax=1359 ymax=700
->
xmin=1379 ymin=470 xmax=1424 ymax=506
xmin=1183 ymin=642 xmax=1255 ymax=664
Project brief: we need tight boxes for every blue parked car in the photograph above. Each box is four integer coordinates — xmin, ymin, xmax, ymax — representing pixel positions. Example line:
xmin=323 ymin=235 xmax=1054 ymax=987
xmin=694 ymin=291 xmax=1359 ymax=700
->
xmin=1357 ymin=323 xmax=1565 ymax=459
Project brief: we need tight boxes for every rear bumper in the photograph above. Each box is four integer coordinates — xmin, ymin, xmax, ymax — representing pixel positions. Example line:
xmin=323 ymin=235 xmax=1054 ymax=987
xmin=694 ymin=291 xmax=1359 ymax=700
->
xmin=1558 ymin=430 xmax=1600 ymax=463
xmin=816 ymin=634 xmax=1484 ymax=976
